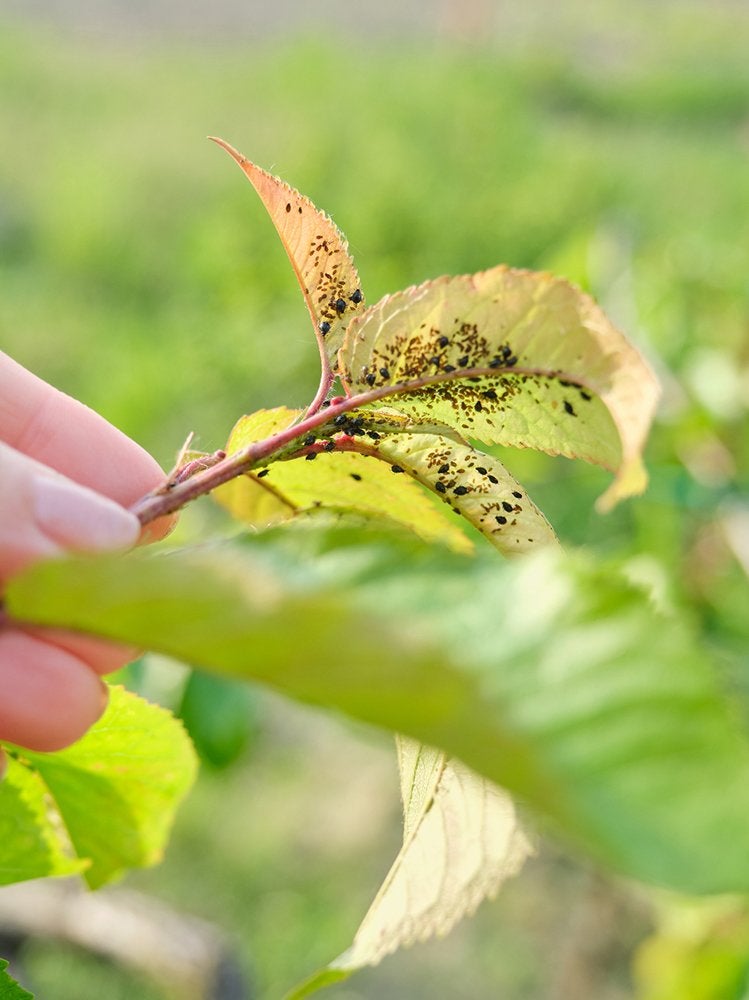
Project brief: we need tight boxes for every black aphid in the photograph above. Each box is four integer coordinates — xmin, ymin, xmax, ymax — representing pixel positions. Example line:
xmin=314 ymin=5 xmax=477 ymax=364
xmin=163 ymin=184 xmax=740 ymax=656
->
xmin=303 ymin=435 xmax=316 ymax=445
xmin=476 ymin=466 xmax=488 ymax=475
xmin=350 ymin=473 xmax=362 ymax=481
xmin=438 ymin=335 xmax=450 ymax=347
xmin=474 ymin=401 xmax=483 ymax=412
xmin=305 ymin=452 xmax=317 ymax=461
xmin=458 ymin=355 xmax=469 ymax=367
xmin=501 ymin=345 xmax=513 ymax=359
xmin=483 ymin=389 xmax=498 ymax=401
xmin=438 ymin=463 xmax=450 ymax=474
xmin=563 ymin=400 xmax=576 ymax=416
xmin=512 ymin=490 xmax=522 ymax=499
xmin=495 ymin=515 xmax=507 ymax=525
xmin=488 ymin=475 xmax=499 ymax=484
xmin=488 ymin=358 xmax=502 ymax=368
xmin=333 ymin=414 xmax=347 ymax=426
xmin=429 ymin=356 xmax=440 ymax=366
xmin=435 ymin=481 xmax=447 ymax=493
xmin=350 ymin=288 xmax=363 ymax=304
xmin=256 ymin=469 xmax=269 ymax=478
xmin=334 ymin=298 xmax=347 ymax=314
xmin=319 ymin=320 xmax=331 ymax=335
xmin=580 ymin=390 xmax=593 ymax=401
xmin=506 ymin=356 xmax=518 ymax=367
xmin=368 ymin=430 xmax=381 ymax=440
xmin=443 ymin=364 xmax=456 ymax=373
xmin=324 ymin=440 xmax=336 ymax=451
xmin=454 ymin=485 xmax=469 ymax=496
xmin=285 ymin=203 xmax=292 ymax=213
xmin=379 ymin=367 xmax=390 ymax=379
xmin=365 ymin=373 xmax=376 ymax=386
xmin=390 ymin=464 xmax=404 ymax=474
xmin=502 ymin=500 xmax=514 ymax=512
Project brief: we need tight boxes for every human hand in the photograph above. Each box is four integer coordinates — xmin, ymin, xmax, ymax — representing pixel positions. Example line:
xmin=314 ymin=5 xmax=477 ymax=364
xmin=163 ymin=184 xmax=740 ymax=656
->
xmin=0 ymin=352 xmax=174 ymax=761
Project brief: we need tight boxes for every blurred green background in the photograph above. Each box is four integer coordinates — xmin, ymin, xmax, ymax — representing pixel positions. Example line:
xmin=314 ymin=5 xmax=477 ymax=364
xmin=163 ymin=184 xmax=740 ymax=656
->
xmin=1 ymin=1 xmax=748 ymax=997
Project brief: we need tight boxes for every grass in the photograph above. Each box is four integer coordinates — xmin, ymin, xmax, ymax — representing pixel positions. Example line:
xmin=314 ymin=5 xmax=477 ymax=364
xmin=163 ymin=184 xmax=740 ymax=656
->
xmin=2 ymin=6 xmax=749 ymax=997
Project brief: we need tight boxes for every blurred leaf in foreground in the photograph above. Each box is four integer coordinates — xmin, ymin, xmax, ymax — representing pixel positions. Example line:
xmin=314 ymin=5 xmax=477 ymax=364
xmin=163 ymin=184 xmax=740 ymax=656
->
xmin=0 ymin=959 xmax=33 ymax=1000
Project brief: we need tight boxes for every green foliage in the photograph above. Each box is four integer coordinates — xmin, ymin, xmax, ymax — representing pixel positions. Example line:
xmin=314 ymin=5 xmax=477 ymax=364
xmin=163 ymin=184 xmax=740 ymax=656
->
xmin=1 ymin=688 xmax=197 ymax=889
xmin=0 ymin=960 xmax=33 ymax=1000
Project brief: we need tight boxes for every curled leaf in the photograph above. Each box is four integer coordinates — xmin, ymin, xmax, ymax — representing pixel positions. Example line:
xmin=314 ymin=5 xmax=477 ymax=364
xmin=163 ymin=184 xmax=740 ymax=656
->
xmin=340 ymin=267 xmax=660 ymax=510
xmin=214 ymin=408 xmax=472 ymax=552
xmin=210 ymin=138 xmax=365 ymax=372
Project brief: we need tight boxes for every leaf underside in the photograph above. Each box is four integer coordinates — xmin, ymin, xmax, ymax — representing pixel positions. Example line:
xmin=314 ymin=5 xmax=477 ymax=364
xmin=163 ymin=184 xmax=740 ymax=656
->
xmin=210 ymin=138 xmax=365 ymax=372
xmin=340 ymin=267 xmax=660 ymax=510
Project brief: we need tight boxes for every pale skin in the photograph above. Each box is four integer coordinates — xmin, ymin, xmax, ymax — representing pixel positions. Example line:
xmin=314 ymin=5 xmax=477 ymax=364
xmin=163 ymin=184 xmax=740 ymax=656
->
xmin=0 ymin=352 xmax=174 ymax=766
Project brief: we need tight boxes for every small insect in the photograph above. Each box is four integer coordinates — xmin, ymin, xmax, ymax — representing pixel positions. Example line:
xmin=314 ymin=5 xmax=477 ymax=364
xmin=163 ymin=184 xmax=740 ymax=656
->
xmin=563 ymin=400 xmax=576 ymax=416
xmin=324 ymin=440 xmax=336 ymax=451
xmin=488 ymin=475 xmax=499 ymax=484
xmin=506 ymin=356 xmax=518 ymax=367
xmin=458 ymin=355 xmax=469 ymax=367
xmin=365 ymin=373 xmax=376 ymax=386
xmin=428 ymin=356 xmax=440 ymax=366
xmin=495 ymin=515 xmax=507 ymax=525
xmin=476 ymin=466 xmax=488 ymax=475
xmin=303 ymin=434 xmax=316 ymax=445
xmin=334 ymin=298 xmax=347 ymax=314
xmin=443 ymin=364 xmax=456 ymax=373
xmin=454 ymin=485 xmax=469 ymax=496
xmin=438 ymin=463 xmax=450 ymax=474
xmin=501 ymin=345 xmax=513 ymax=359
xmin=333 ymin=414 xmax=347 ymax=426
xmin=367 ymin=430 xmax=381 ymax=440
xmin=285 ymin=202 xmax=292 ymax=213
xmin=350 ymin=473 xmax=362 ymax=481
xmin=435 ymin=481 xmax=447 ymax=493
xmin=319 ymin=320 xmax=331 ymax=335
xmin=379 ymin=367 xmax=390 ymax=379
xmin=438 ymin=335 xmax=450 ymax=347
xmin=256 ymin=469 xmax=270 ymax=478
xmin=512 ymin=490 xmax=522 ymax=499
xmin=305 ymin=452 xmax=317 ymax=461
xmin=580 ymin=390 xmax=593 ymax=401
xmin=474 ymin=401 xmax=483 ymax=412
xmin=502 ymin=500 xmax=514 ymax=512
xmin=390 ymin=464 xmax=404 ymax=474
xmin=349 ymin=288 xmax=363 ymax=304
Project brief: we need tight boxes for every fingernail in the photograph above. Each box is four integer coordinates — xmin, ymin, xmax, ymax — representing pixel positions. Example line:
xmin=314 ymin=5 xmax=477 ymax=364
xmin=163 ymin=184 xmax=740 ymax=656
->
xmin=33 ymin=475 xmax=141 ymax=553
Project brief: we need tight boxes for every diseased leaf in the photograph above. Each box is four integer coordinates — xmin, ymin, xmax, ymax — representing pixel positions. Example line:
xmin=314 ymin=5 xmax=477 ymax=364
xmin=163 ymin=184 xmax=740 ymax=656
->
xmin=9 ymin=543 xmax=749 ymax=897
xmin=215 ymin=408 xmax=472 ymax=552
xmin=340 ymin=267 xmax=660 ymax=510
xmin=0 ymin=959 xmax=34 ymax=1000
xmin=0 ymin=757 xmax=84 ymax=886
xmin=211 ymin=138 xmax=365 ymax=372
xmin=371 ymin=432 xmax=558 ymax=554
xmin=288 ymin=742 xmax=531 ymax=997
xmin=21 ymin=686 xmax=198 ymax=889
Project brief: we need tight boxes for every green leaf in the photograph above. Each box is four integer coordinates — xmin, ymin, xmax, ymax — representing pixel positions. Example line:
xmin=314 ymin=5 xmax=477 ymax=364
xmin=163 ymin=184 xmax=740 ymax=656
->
xmin=210 ymin=138 xmax=365 ymax=372
xmin=178 ymin=671 xmax=258 ymax=769
xmin=0 ymin=959 xmax=34 ymax=1000
xmin=0 ymin=758 xmax=84 ymax=885
xmin=370 ymin=432 xmax=558 ymax=554
xmin=7 ymin=542 xmax=749 ymax=896
xmin=288 ymin=740 xmax=532 ymax=997
xmin=340 ymin=267 xmax=660 ymax=510
xmin=215 ymin=407 xmax=472 ymax=552
xmin=21 ymin=686 xmax=198 ymax=888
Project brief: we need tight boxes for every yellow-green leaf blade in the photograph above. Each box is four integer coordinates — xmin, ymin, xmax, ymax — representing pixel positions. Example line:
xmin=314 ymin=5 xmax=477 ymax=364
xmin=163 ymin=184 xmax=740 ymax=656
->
xmin=215 ymin=409 xmax=472 ymax=552
xmin=211 ymin=138 xmax=365 ymax=371
xmin=372 ymin=432 xmax=558 ymax=555
xmin=23 ymin=687 xmax=198 ymax=889
xmin=340 ymin=267 xmax=659 ymax=509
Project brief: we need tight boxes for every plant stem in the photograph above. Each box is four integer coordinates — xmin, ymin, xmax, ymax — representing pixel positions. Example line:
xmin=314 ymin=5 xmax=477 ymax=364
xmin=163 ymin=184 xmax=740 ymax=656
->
xmin=130 ymin=363 xmax=560 ymax=526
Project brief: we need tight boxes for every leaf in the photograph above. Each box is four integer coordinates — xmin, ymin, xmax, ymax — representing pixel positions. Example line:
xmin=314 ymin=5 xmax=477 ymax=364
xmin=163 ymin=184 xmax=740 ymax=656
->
xmin=215 ymin=408 xmax=472 ymax=552
xmin=0 ymin=959 xmax=33 ymax=1000
xmin=0 ymin=758 xmax=84 ymax=885
xmin=287 ymin=741 xmax=532 ymax=997
xmin=371 ymin=432 xmax=558 ymax=554
xmin=340 ymin=267 xmax=660 ymax=510
xmin=18 ymin=686 xmax=198 ymax=888
xmin=8 ymin=542 xmax=749 ymax=897
xmin=210 ymin=138 xmax=365 ymax=372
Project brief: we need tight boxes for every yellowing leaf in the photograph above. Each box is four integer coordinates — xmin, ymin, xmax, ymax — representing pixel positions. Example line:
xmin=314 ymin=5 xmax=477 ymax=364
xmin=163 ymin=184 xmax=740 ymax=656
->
xmin=211 ymin=138 xmax=365 ymax=372
xmin=287 ymin=739 xmax=532 ymax=997
xmin=372 ymin=432 xmax=558 ymax=555
xmin=215 ymin=409 xmax=472 ymax=552
xmin=340 ymin=267 xmax=660 ymax=510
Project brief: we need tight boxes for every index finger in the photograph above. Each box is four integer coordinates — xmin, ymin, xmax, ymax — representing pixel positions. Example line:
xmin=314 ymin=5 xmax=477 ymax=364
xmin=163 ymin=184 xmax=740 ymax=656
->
xmin=0 ymin=352 xmax=173 ymax=535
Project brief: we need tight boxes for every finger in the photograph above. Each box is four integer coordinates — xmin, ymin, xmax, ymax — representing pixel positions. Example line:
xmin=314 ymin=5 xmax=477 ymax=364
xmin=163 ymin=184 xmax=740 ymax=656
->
xmin=19 ymin=626 xmax=141 ymax=676
xmin=0 ymin=353 xmax=175 ymax=540
xmin=0 ymin=631 xmax=108 ymax=751
xmin=0 ymin=440 xmax=141 ymax=583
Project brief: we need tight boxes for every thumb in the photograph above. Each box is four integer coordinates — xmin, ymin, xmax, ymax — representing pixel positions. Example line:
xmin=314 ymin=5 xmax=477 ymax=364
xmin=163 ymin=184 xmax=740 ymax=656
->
xmin=0 ymin=440 xmax=141 ymax=583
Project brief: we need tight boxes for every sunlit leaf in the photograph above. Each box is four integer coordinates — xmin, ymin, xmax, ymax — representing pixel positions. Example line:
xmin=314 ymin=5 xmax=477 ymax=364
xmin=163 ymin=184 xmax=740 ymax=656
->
xmin=9 ymin=543 xmax=749 ymax=897
xmin=0 ymin=757 xmax=84 ymax=886
xmin=288 ymin=741 xmax=532 ymax=997
xmin=340 ymin=267 xmax=660 ymax=510
xmin=20 ymin=687 xmax=198 ymax=889
xmin=0 ymin=959 xmax=33 ymax=1000
xmin=215 ymin=408 xmax=472 ymax=552
xmin=211 ymin=138 xmax=365 ymax=372
xmin=371 ymin=432 xmax=558 ymax=554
